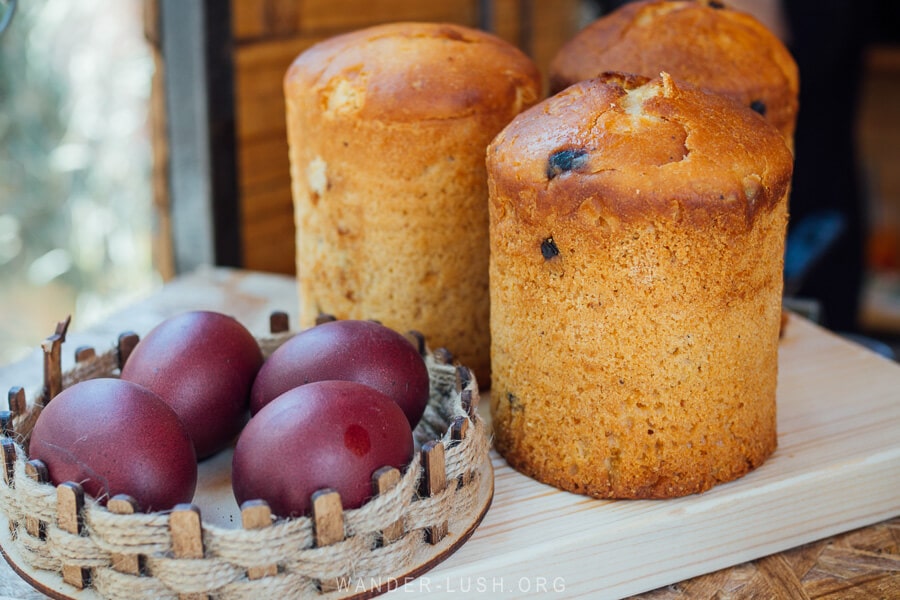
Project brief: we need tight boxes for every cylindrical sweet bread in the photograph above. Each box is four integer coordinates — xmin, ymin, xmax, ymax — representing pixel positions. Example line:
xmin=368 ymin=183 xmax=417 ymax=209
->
xmin=549 ymin=0 xmax=798 ymax=145
xmin=488 ymin=73 xmax=793 ymax=498
xmin=285 ymin=22 xmax=541 ymax=385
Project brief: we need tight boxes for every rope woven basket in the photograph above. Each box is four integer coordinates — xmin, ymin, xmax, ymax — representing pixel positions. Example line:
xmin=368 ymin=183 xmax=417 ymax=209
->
xmin=0 ymin=313 xmax=493 ymax=599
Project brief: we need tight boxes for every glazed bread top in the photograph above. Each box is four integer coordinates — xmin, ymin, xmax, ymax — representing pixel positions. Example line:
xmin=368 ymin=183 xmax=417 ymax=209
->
xmin=549 ymin=0 xmax=798 ymax=138
xmin=285 ymin=22 xmax=541 ymax=123
xmin=487 ymin=73 xmax=793 ymax=231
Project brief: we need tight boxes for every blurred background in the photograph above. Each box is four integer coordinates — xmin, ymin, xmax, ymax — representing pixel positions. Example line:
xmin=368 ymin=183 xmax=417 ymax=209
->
xmin=0 ymin=0 xmax=899 ymax=365
xmin=0 ymin=0 xmax=157 ymax=364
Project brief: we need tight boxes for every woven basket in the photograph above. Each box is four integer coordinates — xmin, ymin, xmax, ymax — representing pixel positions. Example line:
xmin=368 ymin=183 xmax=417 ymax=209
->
xmin=0 ymin=314 xmax=492 ymax=599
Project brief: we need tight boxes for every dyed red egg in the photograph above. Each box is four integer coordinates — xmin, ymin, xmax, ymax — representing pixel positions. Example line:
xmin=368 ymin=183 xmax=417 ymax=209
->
xmin=233 ymin=380 xmax=414 ymax=517
xmin=29 ymin=378 xmax=197 ymax=512
xmin=250 ymin=320 xmax=429 ymax=427
xmin=121 ymin=310 xmax=264 ymax=459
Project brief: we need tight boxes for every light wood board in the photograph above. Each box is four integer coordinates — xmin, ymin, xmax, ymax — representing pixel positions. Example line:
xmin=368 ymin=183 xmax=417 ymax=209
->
xmin=396 ymin=312 xmax=900 ymax=598
xmin=0 ymin=268 xmax=898 ymax=599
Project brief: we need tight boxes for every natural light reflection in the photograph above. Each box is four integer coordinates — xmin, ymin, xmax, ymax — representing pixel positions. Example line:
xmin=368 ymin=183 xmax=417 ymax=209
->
xmin=0 ymin=0 xmax=159 ymax=364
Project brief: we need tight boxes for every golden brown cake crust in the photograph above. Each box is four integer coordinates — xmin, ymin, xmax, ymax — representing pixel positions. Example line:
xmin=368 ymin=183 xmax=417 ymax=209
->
xmin=488 ymin=74 xmax=791 ymax=498
xmin=548 ymin=0 xmax=799 ymax=142
xmin=285 ymin=22 xmax=541 ymax=385
xmin=490 ymin=72 xmax=793 ymax=233
xmin=286 ymin=22 xmax=541 ymax=123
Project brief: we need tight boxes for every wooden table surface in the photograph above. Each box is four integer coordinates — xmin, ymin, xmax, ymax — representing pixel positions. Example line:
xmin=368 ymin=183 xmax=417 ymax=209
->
xmin=0 ymin=267 xmax=897 ymax=600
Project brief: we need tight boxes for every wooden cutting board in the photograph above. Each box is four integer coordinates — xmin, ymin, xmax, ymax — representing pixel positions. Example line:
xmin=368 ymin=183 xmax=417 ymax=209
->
xmin=0 ymin=268 xmax=897 ymax=599
xmin=399 ymin=313 xmax=900 ymax=599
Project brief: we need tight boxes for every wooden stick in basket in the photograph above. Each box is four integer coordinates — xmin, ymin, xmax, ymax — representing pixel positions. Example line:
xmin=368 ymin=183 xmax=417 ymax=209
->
xmin=170 ymin=504 xmax=208 ymax=600
xmin=0 ymin=410 xmax=12 ymax=438
xmin=455 ymin=366 xmax=479 ymax=417
xmin=269 ymin=311 xmax=290 ymax=334
xmin=116 ymin=332 xmax=140 ymax=370
xmin=25 ymin=460 xmax=48 ymax=540
xmin=74 ymin=346 xmax=96 ymax=363
xmin=312 ymin=488 xmax=344 ymax=593
xmin=240 ymin=500 xmax=277 ymax=580
xmin=57 ymin=482 xmax=90 ymax=589
xmin=449 ymin=416 xmax=471 ymax=488
xmin=404 ymin=331 xmax=426 ymax=356
xmin=315 ymin=314 xmax=336 ymax=326
xmin=1 ymin=439 xmax=14 ymax=536
xmin=108 ymin=494 xmax=143 ymax=575
xmin=372 ymin=466 xmax=403 ymax=545
xmin=41 ymin=316 xmax=70 ymax=405
xmin=1 ymin=438 xmax=14 ymax=486
xmin=420 ymin=441 xmax=448 ymax=544
xmin=7 ymin=386 xmax=25 ymax=419
xmin=455 ymin=365 xmax=472 ymax=392
xmin=432 ymin=347 xmax=453 ymax=365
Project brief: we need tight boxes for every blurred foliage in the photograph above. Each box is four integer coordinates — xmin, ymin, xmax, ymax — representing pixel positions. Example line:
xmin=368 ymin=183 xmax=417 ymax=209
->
xmin=0 ymin=0 xmax=158 ymax=364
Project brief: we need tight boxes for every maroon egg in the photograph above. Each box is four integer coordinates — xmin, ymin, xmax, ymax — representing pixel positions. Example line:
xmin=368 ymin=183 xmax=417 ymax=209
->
xmin=29 ymin=378 xmax=197 ymax=512
xmin=233 ymin=380 xmax=414 ymax=517
xmin=121 ymin=310 xmax=264 ymax=459
xmin=250 ymin=320 xmax=429 ymax=427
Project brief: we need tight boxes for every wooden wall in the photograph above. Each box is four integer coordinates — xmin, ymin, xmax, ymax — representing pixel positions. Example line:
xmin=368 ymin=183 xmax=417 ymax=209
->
xmin=232 ymin=0 xmax=582 ymax=274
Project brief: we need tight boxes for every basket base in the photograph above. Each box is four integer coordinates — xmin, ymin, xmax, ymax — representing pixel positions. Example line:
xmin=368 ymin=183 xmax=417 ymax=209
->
xmin=0 ymin=454 xmax=493 ymax=600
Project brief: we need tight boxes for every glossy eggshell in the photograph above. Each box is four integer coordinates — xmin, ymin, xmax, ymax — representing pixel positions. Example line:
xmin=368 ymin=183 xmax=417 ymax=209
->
xmin=121 ymin=310 xmax=264 ymax=459
xmin=233 ymin=380 xmax=414 ymax=517
xmin=250 ymin=320 xmax=429 ymax=427
xmin=29 ymin=378 xmax=197 ymax=512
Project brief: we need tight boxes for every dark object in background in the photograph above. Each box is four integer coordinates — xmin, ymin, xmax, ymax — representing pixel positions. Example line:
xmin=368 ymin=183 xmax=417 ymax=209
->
xmin=784 ymin=210 xmax=846 ymax=297
xmin=783 ymin=0 xmax=875 ymax=333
